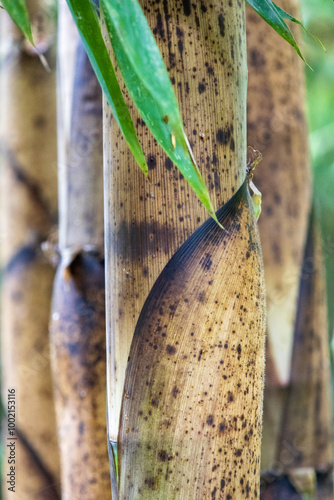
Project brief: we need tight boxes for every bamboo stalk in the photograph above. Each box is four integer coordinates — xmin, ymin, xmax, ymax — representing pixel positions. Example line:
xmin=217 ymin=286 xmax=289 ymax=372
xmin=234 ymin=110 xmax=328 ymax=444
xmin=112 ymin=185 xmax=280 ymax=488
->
xmin=246 ymin=1 xmax=333 ymax=498
xmin=260 ymin=214 xmax=333 ymax=499
xmin=104 ymin=0 xmax=248 ymax=448
xmin=103 ymin=1 xmax=266 ymax=497
xmin=49 ymin=2 xmax=111 ymax=498
xmin=0 ymin=2 xmax=60 ymax=498
xmin=246 ymin=0 xmax=312 ymax=470
xmin=278 ymin=212 xmax=333 ymax=499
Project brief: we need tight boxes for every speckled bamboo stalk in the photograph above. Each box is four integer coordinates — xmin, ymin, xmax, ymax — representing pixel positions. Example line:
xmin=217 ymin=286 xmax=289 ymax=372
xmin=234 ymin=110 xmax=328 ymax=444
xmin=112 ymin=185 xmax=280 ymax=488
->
xmin=246 ymin=0 xmax=312 ymax=471
xmin=104 ymin=1 xmax=266 ymax=498
xmin=49 ymin=3 xmax=110 ymax=498
xmin=260 ymin=214 xmax=333 ymax=499
xmin=0 ymin=2 xmax=60 ymax=498
xmin=104 ymin=0 xmax=247 ymax=447
xmin=277 ymin=212 xmax=333 ymax=499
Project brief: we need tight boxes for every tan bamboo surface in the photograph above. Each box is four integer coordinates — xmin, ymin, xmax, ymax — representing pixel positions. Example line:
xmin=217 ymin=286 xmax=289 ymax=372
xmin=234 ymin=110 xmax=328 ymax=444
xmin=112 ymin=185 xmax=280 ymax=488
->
xmin=103 ymin=1 xmax=266 ymax=498
xmin=260 ymin=215 xmax=333 ymax=500
xmin=49 ymin=3 xmax=111 ymax=498
xmin=0 ymin=2 xmax=60 ymax=498
xmin=246 ymin=0 xmax=312 ymax=471
xmin=278 ymin=213 xmax=333 ymax=498
xmin=104 ymin=0 xmax=248 ymax=447
xmin=119 ymin=181 xmax=266 ymax=498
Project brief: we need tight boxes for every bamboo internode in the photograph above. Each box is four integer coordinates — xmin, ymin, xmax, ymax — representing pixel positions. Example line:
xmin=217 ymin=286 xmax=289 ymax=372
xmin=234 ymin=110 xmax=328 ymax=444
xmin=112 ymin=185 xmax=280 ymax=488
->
xmin=0 ymin=2 xmax=60 ymax=498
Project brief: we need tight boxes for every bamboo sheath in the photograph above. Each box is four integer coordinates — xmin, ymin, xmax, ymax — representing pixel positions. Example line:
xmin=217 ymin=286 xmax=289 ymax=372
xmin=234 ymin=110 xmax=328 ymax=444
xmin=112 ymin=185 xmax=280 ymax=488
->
xmin=0 ymin=2 xmax=60 ymax=499
xmin=104 ymin=1 xmax=266 ymax=498
xmin=246 ymin=0 xmax=312 ymax=471
xmin=49 ymin=3 xmax=111 ymax=498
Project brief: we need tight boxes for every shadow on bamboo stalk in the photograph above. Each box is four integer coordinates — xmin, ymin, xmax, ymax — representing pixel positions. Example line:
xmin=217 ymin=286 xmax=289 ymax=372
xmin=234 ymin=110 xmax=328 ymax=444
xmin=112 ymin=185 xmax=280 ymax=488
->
xmin=49 ymin=4 xmax=111 ymax=498
xmin=0 ymin=2 xmax=60 ymax=498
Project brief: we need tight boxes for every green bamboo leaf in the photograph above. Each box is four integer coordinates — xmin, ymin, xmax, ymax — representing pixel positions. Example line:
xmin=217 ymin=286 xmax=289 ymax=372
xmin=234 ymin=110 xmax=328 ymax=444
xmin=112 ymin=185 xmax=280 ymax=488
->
xmin=1 ymin=0 xmax=34 ymax=45
xmin=66 ymin=0 xmax=148 ymax=175
xmin=274 ymin=4 xmax=326 ymax=51
xmin=100 ymin=0 xmax=219 ymax=224
xmin=246 ymin=0 xmax=305 ymax=61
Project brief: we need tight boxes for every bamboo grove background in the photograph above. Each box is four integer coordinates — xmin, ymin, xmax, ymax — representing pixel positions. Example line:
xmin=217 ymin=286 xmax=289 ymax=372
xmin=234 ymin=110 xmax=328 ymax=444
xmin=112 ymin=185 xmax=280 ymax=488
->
xmin=0 ymin=0 xmax=334 ymax=499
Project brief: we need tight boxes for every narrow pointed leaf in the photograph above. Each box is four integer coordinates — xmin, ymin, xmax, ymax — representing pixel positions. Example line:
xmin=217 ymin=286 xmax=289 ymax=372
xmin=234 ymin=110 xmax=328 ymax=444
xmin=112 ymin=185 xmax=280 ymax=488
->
xmin=118 ymin=181 xmax=266 ymax=498
xmin=274 ymin=4 xmax=326 ymax=51
xmin=246 ymin=0 xmax=305 ymax=61
xmin=1 ymin=0 xmax=34 ymax=45
xmin=100 ymin=0 xmax=218 ymax=223
xmin=65 ymin=0 xmax=148 ymax=175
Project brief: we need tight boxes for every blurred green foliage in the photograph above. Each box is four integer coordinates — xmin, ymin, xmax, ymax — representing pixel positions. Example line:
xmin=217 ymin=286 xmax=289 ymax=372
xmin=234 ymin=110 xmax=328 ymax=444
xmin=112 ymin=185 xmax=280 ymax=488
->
xmin=301 ymin=0 xmax=334 ymax=337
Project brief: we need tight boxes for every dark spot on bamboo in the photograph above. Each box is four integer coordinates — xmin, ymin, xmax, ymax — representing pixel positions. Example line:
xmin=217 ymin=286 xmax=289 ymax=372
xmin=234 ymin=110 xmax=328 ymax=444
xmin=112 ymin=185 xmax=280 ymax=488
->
xmin=250 ymin=49 xmax=265 ymax=68
xmin=153 ymin=12 xmax=165 ymax=39
xmin=206 ymin=415 xmax=214 ymax=426
xmin=33 ymin=114 xmax=46 ymax=128
xmin=171 ymin=386 xmax=180 ymax=398
xmin=235 ymin=449 xmax=242 ymax=457
xmin=198 ymin=83 xmax=206 ymax=94
xmin=166 ymin=344 xmax=176 ymax=355
xmin=158 ymin=450 xmax=167 ymax=461
xmin=201 ymin=253 xmax=213 ymax=271
xmin=162 ymin=115 xmax=169 ymax=124
xmin=182 ymin=0 xmax=191 ymax=16
xmin=219 ymin=422 xmax=226 ymax=433
xmin=144 ymin=477 xmax=157 ymax=489
xmin=78 ymin=421 xmax=84 ymax=435
xmin=165 ymin=157 xmax=173 ymax=170
xmin=218 ymin=13 xmax=225 ymax=37
xmin=148 ymin=156 xmax=156 ymax=170
xmin=178 ymin=39 xmax=184 ymax=59
xmin=211 ymin=486 xmax=217 ymax=498
xmin=221 ymin=479 xmax=225 ymax=490
xmin=228 ymin=391 xmax=234 ymax=402
xmin=143 ymin=267 xmax=148 ymax=276
xmin=216 ymin=127 xmax=231 ymax=145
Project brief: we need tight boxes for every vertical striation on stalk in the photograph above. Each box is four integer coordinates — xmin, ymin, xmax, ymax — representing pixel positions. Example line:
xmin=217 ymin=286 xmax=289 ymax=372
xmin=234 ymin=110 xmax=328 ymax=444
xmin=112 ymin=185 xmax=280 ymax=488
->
xmin=104 ymin=0 xmax=247 ymax=446
xmin=246 ymin=0 xmax=312 ymax=471
xmin=103 ymin=0 xmax=266 ymax=497
xmin=0 ymin=1 xmax=60 ymax=498
xmin=49 ymin=3 xmax=111 ymax=498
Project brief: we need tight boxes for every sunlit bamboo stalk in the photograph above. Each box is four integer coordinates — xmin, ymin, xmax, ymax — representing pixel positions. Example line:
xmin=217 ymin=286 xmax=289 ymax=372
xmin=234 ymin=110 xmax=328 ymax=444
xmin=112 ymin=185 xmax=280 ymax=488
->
xmin=49 ymin=2 xmax=110 ymax=498
xmin=0 ymin=2 xmax=60 ymax=498
xmin=103 ymin=1 xmax=266 ymax=498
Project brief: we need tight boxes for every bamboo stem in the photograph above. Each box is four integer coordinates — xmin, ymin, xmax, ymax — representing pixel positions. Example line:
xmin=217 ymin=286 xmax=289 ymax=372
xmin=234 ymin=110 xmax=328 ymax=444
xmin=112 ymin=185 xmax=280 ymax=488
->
xmin=0 ymin=2 xmax=60 ymax=498
xmin=104 ymin=0 xmax=248 ymax=448
xmin=246 ymin=0 xmax=312 ymax=470
xmin=103 ymin=1 xmax=266 ymax=498
xmin=49 ymin=2 xmax=110 ymax=498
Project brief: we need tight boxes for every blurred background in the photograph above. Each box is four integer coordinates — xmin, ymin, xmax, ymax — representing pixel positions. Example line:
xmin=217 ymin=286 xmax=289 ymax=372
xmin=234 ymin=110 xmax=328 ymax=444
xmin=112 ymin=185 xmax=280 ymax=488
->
xmin=301 ymin=0 xmax=334 ymax=340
